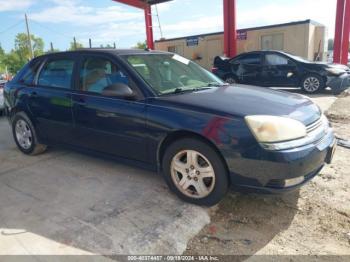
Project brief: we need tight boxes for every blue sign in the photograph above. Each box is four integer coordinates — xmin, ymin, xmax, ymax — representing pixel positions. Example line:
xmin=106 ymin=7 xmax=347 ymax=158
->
xmin=186 ymin=36 xmax=199 ymax=47
xmin=237 ymin=30 xmax=247 ymax=40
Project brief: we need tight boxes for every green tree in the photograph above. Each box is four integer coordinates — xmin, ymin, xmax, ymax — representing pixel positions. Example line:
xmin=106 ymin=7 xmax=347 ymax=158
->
xmin=99 ymin=44 xmax=114 ymax=48
xmin=134 ymin=41 xmax=147 ymax=50
xmin=0 ymin=44 xmax=5 ymax=72
xmin=46 ymin=46 xmax=60 ymax=54
xmin=68 ymin=41 xmax=84 ymax=50
xmin=1 ymin=33 xmax=44 ymax=74
xmin=3 ymin=51 xmax=22 ymax=74
xmin=14 ymin=33 xmax=44 ymax=60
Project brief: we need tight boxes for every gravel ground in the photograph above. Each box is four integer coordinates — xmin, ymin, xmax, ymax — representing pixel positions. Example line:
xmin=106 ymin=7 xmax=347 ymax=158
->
xmin=185 ymin=93 xmax=350 ymax=256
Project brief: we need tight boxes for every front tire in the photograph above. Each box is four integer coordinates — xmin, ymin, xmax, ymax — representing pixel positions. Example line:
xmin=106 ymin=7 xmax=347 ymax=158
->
xmin=12 ymin=112 xmax=47 ymax=155
xmin=301 ymin=74 xmax=325 ymax=94
xmin=162 ymin=138 xmax=229 ymax=206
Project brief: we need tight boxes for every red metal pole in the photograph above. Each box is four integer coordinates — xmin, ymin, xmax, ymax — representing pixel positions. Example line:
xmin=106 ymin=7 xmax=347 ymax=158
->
xmin=223 ymin=0 xmax=237 ymax=58
xmin=341 ymin=0 xmax=350 ymax=64
xmin=223 ymin=0 xmax=229 ymax=57
xmin=334 ymin=0 xmax=345 ymax=63
xmin=144 ymin=5 xmax=154 ymax=50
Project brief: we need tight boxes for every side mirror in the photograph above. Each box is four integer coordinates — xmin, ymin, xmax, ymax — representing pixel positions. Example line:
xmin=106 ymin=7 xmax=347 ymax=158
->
xmin=102 ymin=83 xmax=135 ymax=99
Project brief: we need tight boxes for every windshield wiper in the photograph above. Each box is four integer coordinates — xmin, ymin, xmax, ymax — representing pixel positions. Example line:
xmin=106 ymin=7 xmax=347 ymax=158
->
xmin=173 ymin=87 xmax=185 ymax=94
xmin=172 ymin=87 xmax=211 ymax=94
xmin=206 ymin=82 xmax=229 ymax=87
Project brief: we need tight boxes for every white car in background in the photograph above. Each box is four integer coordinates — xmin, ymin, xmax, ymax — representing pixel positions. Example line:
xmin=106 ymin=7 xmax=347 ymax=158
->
xmin=0 ymin=80 xmax=6 ymax=115
xmin=327 ymin=51 xmax=350 ymax=65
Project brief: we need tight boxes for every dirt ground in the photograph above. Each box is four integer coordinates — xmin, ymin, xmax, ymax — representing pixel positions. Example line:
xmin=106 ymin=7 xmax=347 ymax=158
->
xmin=185 ymin=93 xmax=350 ymax=256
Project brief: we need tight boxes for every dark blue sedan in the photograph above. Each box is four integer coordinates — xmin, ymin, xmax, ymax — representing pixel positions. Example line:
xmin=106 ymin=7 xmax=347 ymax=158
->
xmin=3 ymin=49 xmax=336 ymax=206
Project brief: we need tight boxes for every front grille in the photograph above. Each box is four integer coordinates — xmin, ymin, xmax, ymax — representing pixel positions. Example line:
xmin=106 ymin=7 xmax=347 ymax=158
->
xmin=306 ymin=118 xmax=323 ymax=133
xmin=265 ymin=167 xmax=322 ymax=189
xmin=266 ymin=179 xmax=286 ymax=188
xmin=305 ymin=116 xmax=329 ymax=145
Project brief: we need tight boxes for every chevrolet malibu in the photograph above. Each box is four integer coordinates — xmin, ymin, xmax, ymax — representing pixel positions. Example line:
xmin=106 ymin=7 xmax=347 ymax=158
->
xmin=3 ymin=49 xmax=336 ymax=206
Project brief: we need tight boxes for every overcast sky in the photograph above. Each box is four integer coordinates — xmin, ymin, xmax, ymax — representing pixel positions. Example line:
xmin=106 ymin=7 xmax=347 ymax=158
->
xmin=0 ymin=0 xmax=337 ymax=52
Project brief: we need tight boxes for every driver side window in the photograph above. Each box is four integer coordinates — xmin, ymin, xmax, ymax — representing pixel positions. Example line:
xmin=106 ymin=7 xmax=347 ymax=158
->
xmin=80 ymin=57 xmax=129 ymax=95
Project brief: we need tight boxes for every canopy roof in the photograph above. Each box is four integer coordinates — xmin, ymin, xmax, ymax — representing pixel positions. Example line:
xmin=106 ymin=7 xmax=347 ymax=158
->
xmin=113 ymin=0 xmax=173 ymax=9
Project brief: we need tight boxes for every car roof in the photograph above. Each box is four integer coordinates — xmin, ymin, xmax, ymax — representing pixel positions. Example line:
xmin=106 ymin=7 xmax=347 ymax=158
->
xmin=231 ymin=50 xmax=293 ymax=60
xmin=35 ymin=48 xmax=172 ymax=60
xmin=238 ymin=50 xmax=291 ymax=56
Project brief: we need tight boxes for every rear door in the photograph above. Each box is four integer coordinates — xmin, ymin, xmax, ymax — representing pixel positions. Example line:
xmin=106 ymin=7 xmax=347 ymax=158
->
xmin=230 ymin=53 xmax=263 ymax=85
xmin=71 ymin=53 xmax=148 ymax=162
xmin=262 ymin=53 xmax=299 ymax=86
xmin=27 ymin=54 xmax=77 ymax=143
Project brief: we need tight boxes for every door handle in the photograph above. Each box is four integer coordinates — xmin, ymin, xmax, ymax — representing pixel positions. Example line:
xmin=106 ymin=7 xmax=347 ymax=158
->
xmin=74 ymin=98 xmax=86 ymax=106
xmin=96 ymin=111 xmax=116 ymax=118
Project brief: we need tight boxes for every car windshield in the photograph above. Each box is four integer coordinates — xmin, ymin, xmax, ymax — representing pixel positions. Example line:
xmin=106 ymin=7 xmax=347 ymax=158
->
xmin=122 ymin=53 xmax=225 ymax=95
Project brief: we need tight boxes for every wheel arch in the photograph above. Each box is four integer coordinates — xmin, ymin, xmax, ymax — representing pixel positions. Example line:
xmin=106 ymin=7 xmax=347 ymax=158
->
xmin=8 ymin=106 xmax=34 ymax=125
xmin=299 ymin=72 xmax=327 ymax=88
xmin=223 ymin=73 xmax=238 ymax=82
xmin=157 ymin=130 xmax=231 ymax=184
xmin=9 ymin=108 xmax=47 ymax=144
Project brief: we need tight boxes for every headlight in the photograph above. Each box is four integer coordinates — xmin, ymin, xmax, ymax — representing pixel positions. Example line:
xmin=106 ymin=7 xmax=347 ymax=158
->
xmin=245 ymin=115 xmax=307 ymax=143
xmin=326 ymin=68 xmax=346 ymax=75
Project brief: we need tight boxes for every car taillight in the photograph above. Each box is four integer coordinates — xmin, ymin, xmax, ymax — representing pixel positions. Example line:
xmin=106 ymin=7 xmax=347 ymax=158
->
xmin=211 ymin=67 xmax=218 ymax=73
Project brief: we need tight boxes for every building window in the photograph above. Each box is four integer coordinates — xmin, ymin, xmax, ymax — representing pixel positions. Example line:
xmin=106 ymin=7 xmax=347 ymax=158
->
xmin=167 ymin=45 xmax=184 ymax=55
xmin=261 ymin=33 xmax=284 ymax=50
xmin=168 ymin=46 xmax=176 ymax=53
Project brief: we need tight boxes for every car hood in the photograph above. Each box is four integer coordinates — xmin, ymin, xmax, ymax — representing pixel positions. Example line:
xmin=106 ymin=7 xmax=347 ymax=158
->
xmin=311 ymin=62 xmax=349 ymax=70
xmin=154 ymin=85 xmax=321 ymax=126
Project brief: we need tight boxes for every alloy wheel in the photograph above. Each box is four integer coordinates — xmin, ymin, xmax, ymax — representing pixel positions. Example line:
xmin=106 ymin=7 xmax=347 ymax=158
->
xmin=303 ymin=77 xmax=320 ymax=93
xmin=170 ymin=150 xmax=215 ymax=199
xmin=225 ymin=77 xmax=236 ymax=84
xmin=15 ymin=119 xmax=33 ymax=150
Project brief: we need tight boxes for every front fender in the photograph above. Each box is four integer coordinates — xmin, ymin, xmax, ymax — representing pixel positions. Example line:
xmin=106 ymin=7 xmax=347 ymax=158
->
xmin=145 ymin=102 xmax=254 ymax=169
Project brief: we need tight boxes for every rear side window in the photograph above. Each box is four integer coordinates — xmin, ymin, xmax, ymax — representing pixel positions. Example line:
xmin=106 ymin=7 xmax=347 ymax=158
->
xmin=18 ymin=60 xmax=42 ymax=85
xmin=265 ymin=54 xmax=289 ymax=65
xmin=233 ymin=54 xmax=261 ymax=65
xmin=38 ymin=59 xmax=74 ymax=89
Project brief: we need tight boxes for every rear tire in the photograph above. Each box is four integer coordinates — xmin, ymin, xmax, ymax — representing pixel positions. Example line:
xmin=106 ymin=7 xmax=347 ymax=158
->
xmin=12 ymin=112 xmax=47 ymax=155
xmin=162 ymin=138 xmax=229 ymax=206
xmin=301 ymin=74 xmax=325 ymax=94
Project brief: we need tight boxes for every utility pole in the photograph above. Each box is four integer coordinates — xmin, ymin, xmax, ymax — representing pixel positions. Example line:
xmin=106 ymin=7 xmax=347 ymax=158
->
xmin=25 ymin=13 xmax=34 ymax=59
xmin=73 ymin=37 xmax=77 ymax=50
xmin=89 ymin=38 xmax=92 ymax=48
xmin=155 ymin=5 xmax=163 ymax=39
xmin=50 ymin=42 xmax=54 ymax=52
xmin=113 ymin=42 xmax=116 ymax=49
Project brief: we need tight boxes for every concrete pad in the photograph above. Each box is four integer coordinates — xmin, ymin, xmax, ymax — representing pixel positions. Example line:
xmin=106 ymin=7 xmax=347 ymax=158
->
xmin=0 ymin=118 xmax=210 ymax=255
xmin=308 ymin=95 xmax=337 ymax=113
xmin=326 ymin=95 xmax=350 ymax=122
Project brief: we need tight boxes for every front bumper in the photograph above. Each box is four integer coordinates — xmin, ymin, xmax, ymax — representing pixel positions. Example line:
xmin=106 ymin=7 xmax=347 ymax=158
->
xmin=228 ymin=128 xmax=336 ymax=193
xmin=327 ymin=73 xmax=350 ymax=94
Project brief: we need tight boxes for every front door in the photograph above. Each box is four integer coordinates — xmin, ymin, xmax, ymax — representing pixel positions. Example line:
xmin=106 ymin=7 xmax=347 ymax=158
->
xmin=72 ymin=54 xmax=148 ymax=162
xmin=27 ymin=55 xmax=76 ymax=143
xmin=207 ymin=39 xmax=222 ymax=70
xmin=232 ymin=53 xmax=263 ymax=85
xmin=262 ymin=53 xmax=299 ymax=87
